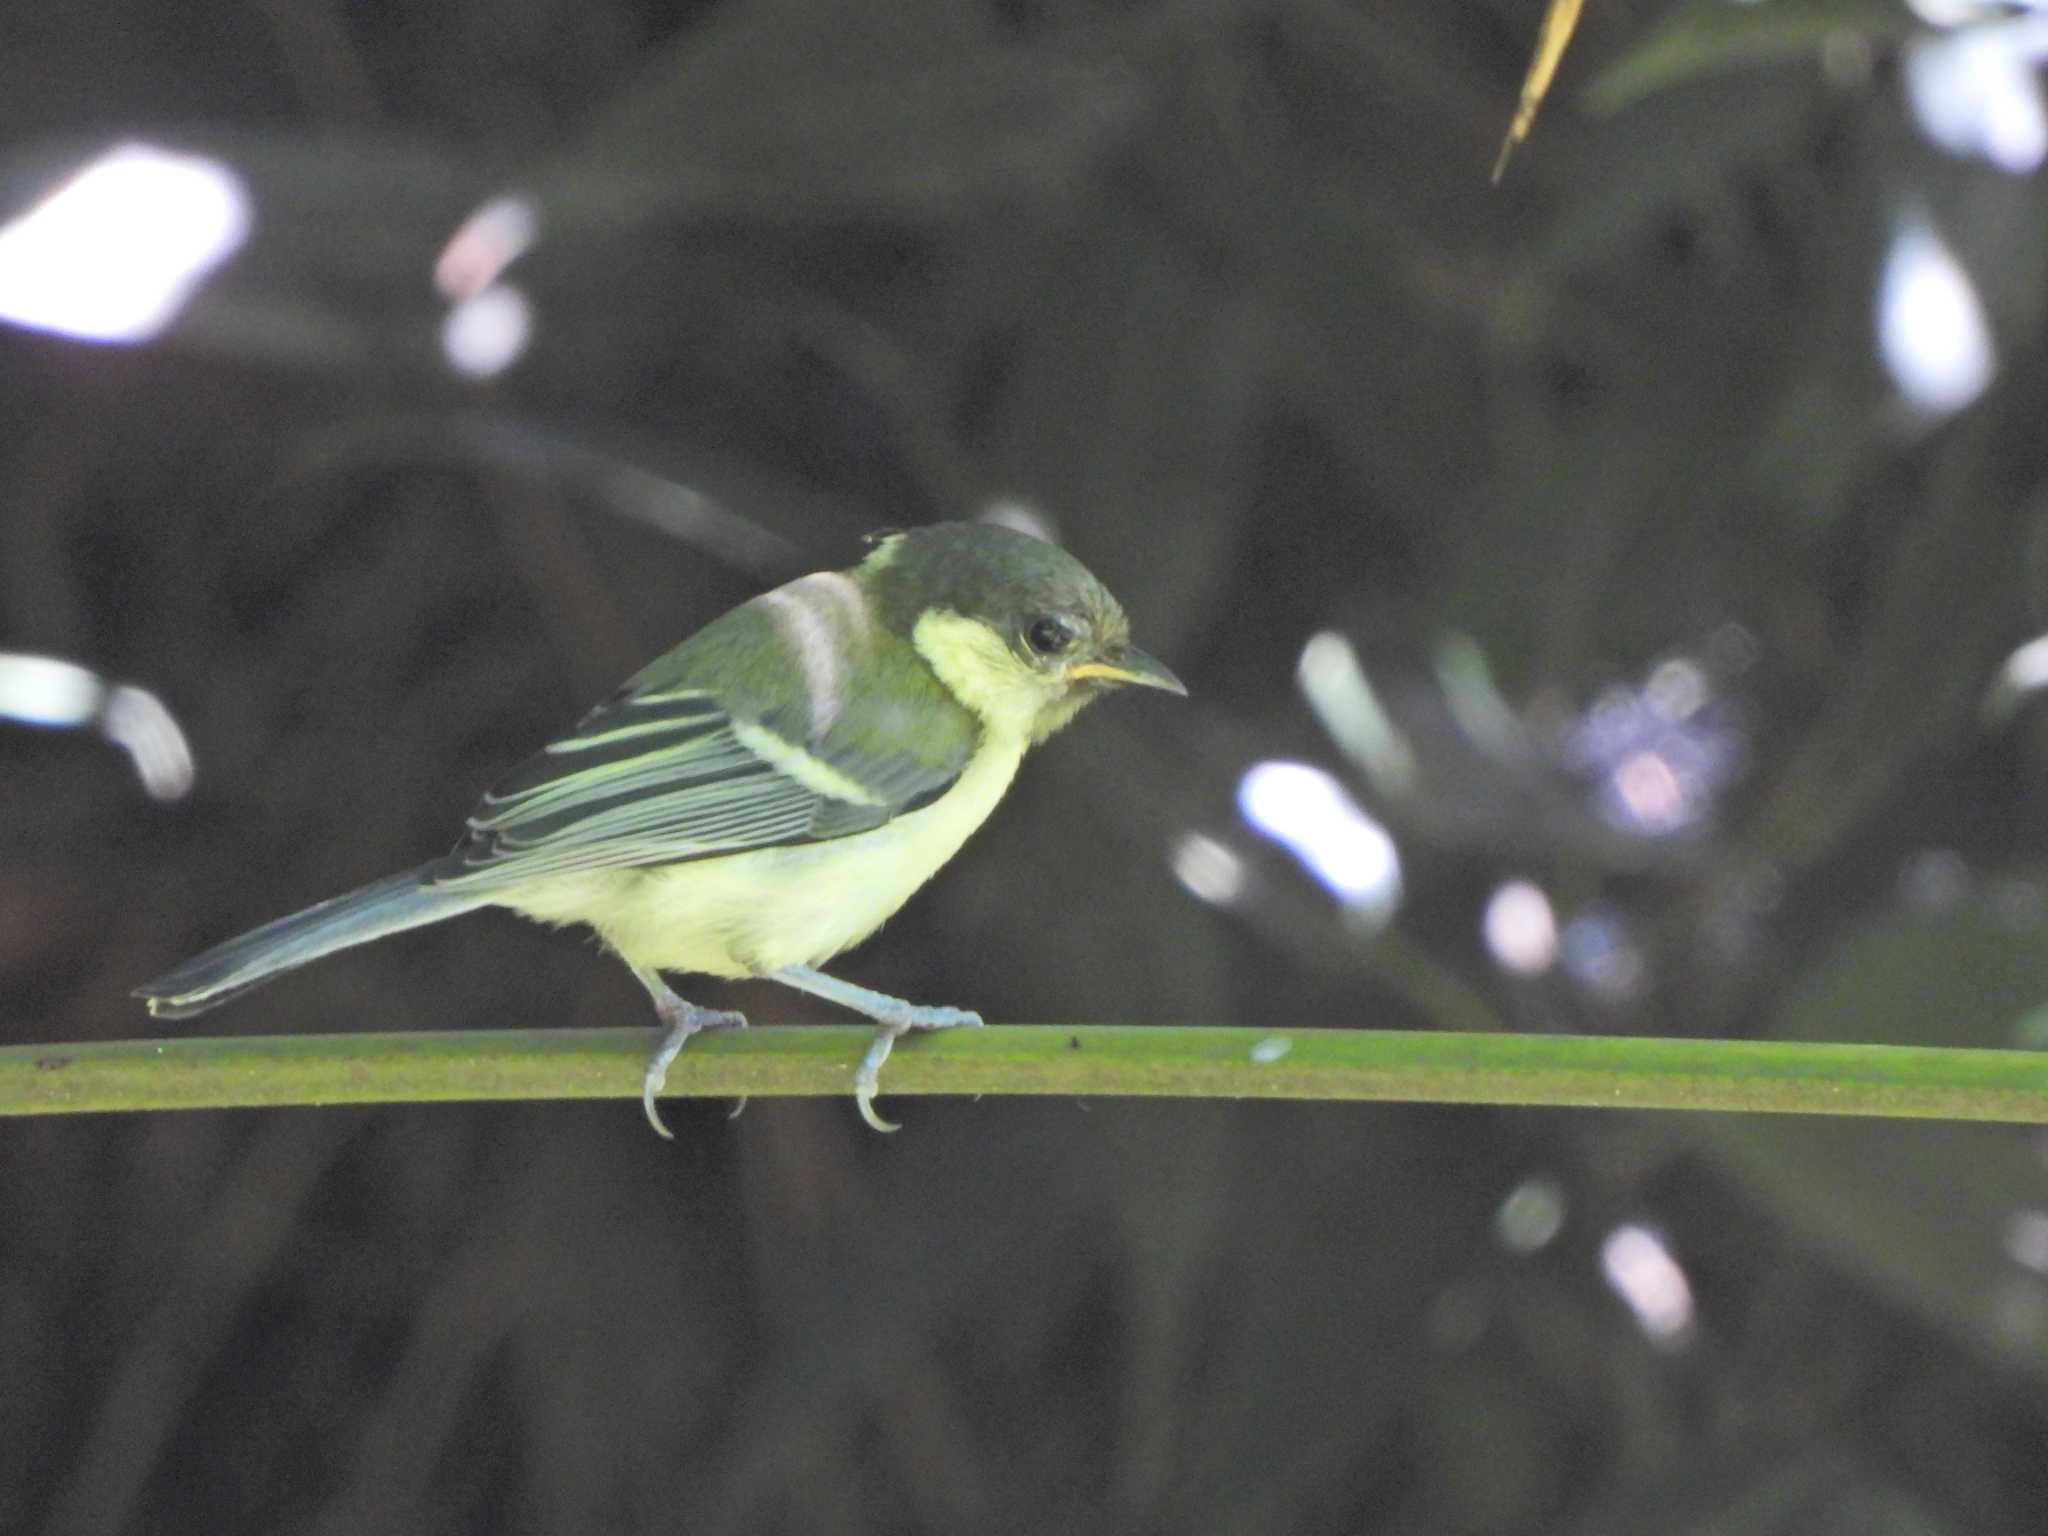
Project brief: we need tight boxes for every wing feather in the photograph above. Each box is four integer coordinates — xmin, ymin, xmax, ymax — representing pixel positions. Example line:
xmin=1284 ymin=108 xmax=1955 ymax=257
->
xmin=428 ymin=683 xmax=966 ymax=891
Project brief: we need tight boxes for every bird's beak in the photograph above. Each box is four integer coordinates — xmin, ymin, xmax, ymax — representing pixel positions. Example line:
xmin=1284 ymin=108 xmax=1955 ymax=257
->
xmin=1068 ymin=644 xmax=1187 ymax=696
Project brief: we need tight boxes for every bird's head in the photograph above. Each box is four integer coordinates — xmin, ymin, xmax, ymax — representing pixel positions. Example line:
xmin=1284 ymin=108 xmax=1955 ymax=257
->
xmin=861 ymin=521 xmax=1186 ymax=742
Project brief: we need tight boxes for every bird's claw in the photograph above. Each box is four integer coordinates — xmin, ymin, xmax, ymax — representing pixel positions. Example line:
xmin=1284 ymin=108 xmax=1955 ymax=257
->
xmin=852 ymin=1006 xmax=984 ymax=1133
xmin=642 ymin=1005 xmax=748 ymax=1140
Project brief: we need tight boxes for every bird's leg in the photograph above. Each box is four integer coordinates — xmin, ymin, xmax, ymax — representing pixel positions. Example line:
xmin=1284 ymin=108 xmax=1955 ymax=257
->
xmin=768 ymin=965 xmax=983 ymax=1133
xmin=632 ymin=965 xmax=747 ymax=1140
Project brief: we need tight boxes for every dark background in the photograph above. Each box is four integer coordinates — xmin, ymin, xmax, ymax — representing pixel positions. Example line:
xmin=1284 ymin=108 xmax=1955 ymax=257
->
xmin=9 ymin=0 xmax=2048 ymax=1530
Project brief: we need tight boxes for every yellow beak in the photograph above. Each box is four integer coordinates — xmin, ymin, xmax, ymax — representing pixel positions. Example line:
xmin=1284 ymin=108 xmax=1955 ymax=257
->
xmin=1068 ymin=645 xmax=1187 ymax=696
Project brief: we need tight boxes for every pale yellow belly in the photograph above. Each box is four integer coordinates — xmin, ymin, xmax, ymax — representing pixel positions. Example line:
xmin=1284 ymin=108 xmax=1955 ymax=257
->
xmin=494 ymin=732 xmax=1025 ymax=978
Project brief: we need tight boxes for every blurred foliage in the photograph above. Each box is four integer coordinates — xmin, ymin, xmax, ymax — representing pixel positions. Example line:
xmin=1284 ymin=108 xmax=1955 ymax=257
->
xmin=1681 ymin=889 xmax=2048 ymax=1374
xmin=1587 ymin=0 xmax=1912 ymax=115
xmin=9 ymin=0 xmax=2048 ymax=1532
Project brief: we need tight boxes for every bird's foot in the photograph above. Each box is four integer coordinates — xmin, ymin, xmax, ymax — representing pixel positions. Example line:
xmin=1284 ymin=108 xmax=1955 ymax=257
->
xmin=765 ymin=967 xmax=985 ymax=1131
xmin=852 ymin=1004 xmax=984 ymax=1134
xmin=641 ymin=992 xmax=748 ymax=1140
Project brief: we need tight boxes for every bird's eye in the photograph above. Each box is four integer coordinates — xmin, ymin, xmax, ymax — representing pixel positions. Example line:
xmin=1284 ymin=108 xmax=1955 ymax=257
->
xmin=1025 ymin=615 xmax=1079 ymax=656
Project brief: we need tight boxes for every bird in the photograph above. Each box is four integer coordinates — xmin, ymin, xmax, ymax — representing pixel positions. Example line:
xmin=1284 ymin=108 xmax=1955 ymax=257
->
xmin=135 ymin=520 xmax=1186 ymax=1134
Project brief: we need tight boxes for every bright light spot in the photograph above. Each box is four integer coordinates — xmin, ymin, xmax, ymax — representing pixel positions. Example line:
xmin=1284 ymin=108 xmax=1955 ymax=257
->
xmin=1611 ymin=750 xmax=1690 ymax=835
xmin=1644 ymin=658 xmax=1708 ymax=721
xmin=0 ymin=652 xmax=102 ymax=726
xmin=1250 ymin=1036 xmax=1292 ymax=1063
xmin=1561 ymin=908 xmax=1648 ymax=1003
xmin=0 ymin=653 xmax=193 ymax=800
xmin=1986 ymin=633 xmax=2048 ymax=723
xmin=1564 ymin=655 xmax=1744 ymax=835
xmin=1878 ymin=215 xmax=1996 ymax=416
xmin=100 ymin=684 xmax=195 ymax=800
xmin=1484 ymin=880 xmax=1559 ymax=976
xmin=434 ymin=193 xmax=540 ymax=300
xmin=980 ymin=500 xmax=1057 ymax=543
xmin=1237 ymin=760 xmax=1402 ymax=926
xmin=1570 ymin=662 xmax=1743 ymax=838
xmin=1906 ymin=0 xmax=1984 ymax=24
xmin=2006 ymin=1210 xmax=2048 ymax=1276
xmin=1495 ymin=1176 xmax=1566 ymax=1253
xmin=2002 ymin=633 xmax=2048 ymax=691
xmin=1171 ymin=832 xmax=1245 ymax=906
xmin=442 ymin=284 xmax=531 ymax=378
xmin=1298 ymin=630 xmax=1417 ymax=796
xmin=1600 ymin=1224 xmax=1695 ymax=1344
xmin=1905 ymin=21 xmax=2048 ymax=173
xmin=0 ymin=143 xmax=251 ymax=343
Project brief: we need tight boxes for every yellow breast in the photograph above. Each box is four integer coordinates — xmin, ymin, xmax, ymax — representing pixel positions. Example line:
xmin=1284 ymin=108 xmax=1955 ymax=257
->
xmin=498 ymin=729 xmax=1027 ymax=979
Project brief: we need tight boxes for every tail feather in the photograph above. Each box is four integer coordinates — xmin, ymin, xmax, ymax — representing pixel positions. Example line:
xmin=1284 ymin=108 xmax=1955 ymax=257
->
xmin=136 ymin=865 xmax=488 ymax=1019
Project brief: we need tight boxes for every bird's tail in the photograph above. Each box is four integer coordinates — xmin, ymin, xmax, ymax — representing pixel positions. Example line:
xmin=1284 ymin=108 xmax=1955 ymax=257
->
xmin=135 ymin=864 xmax=488 ymax=1019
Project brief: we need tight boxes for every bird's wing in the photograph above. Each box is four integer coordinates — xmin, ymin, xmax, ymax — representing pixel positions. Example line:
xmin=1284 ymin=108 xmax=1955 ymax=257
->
xmin=428 ymin=619 xmax=977 ymax=891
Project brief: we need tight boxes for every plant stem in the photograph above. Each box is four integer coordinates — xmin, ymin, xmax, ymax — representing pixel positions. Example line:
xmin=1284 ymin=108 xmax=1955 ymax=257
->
xmin=4 ymin=1027 xmax=2048 ymax=1123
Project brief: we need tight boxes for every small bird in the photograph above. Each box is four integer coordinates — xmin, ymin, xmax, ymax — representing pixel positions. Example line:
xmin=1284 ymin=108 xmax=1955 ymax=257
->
xmin=137 ymin=520 xmax=1185 ymax=1133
